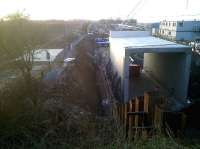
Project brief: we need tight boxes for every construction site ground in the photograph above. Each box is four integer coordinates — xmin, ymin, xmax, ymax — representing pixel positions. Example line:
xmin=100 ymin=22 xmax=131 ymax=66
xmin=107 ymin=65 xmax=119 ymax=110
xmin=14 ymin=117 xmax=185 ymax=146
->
xmin=1 ymin=35 xmax=199 ymax=149
xmin=33 ymin=35 xmax=123 ymax=148
xmin=43 ymin=37 xmax=101 ymax=114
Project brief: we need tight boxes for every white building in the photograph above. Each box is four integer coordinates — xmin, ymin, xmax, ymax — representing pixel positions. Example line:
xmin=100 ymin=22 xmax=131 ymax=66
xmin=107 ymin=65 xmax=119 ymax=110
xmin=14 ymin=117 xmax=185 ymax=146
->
xmin=34 ymin=49 xmax=63 ymax=63
xmin=159 ymin=20 xmax=200 ymax=42
xmin=109 ymin=31 xmax=191 ymax=110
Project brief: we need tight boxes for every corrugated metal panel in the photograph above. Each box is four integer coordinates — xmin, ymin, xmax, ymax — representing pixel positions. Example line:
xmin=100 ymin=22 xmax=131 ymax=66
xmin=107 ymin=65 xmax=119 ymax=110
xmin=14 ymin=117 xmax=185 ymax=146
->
xmin=110 ymin=31 xmax=151 ymax=38
xmin=110 ymin=36 xmax=190 ymax=50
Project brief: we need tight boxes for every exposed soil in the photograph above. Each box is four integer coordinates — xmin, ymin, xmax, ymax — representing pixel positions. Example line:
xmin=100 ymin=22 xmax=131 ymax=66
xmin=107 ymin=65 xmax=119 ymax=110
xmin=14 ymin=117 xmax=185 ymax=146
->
xmin=43 ymin=37 xmax=100 ymax=114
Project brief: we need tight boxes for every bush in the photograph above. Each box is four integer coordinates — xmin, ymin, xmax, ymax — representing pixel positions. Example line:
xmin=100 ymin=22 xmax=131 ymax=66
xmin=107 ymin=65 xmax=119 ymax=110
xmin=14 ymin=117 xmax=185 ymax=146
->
xmin=0 ymin=77 xmax=199 ymax=149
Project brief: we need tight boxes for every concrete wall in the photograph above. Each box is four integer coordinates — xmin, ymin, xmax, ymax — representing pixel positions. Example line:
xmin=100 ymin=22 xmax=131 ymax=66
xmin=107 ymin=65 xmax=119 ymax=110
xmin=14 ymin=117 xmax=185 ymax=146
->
xmin=144 ymin=52 xmax=191 ymax=100
xmin=109 ymin=41 xmax=125 ymax=79
xmin=109 ymin=39 xmax=126 ymax=101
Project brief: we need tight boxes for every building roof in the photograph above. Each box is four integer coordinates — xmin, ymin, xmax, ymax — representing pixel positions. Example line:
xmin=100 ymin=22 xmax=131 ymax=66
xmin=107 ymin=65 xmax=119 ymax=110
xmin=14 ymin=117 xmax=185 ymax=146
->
xmin=110 ymin=31 xmax=151 ymax=38
xmin=34 ymin=49 xmax=63 ymax=62
xmin=161 ymin=20 xmax=200 ymax=23
xmin=109 ymin=31 xmax=191 ymax=53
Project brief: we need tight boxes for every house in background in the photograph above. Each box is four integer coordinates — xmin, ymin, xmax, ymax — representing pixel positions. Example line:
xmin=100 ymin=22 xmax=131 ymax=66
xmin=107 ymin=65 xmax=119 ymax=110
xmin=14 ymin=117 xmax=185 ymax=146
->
xmin=32 ymin=49 xmax=63 ymax=73
xmin=159 ymin=20 xmax=200 ymax=42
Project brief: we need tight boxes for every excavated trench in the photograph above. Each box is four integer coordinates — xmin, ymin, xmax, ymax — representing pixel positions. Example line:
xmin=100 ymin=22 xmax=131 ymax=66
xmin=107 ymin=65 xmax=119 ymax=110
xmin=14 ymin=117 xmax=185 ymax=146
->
xmin=43 ymin=36 xmax=101 ymax=115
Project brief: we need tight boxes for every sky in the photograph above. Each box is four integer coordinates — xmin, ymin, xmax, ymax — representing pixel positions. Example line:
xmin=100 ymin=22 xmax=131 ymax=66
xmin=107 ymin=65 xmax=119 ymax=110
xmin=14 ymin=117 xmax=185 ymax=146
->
xmin=0 ymin=0 xmax=200 ymax=22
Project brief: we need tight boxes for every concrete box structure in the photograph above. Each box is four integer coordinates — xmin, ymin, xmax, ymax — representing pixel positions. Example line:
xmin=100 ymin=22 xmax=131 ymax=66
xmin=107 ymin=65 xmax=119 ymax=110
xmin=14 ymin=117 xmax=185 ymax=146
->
xmin=159 ymin=20 xmax=200 ymax=41
xmin=109 ymin=31 xmax=192 ymax=107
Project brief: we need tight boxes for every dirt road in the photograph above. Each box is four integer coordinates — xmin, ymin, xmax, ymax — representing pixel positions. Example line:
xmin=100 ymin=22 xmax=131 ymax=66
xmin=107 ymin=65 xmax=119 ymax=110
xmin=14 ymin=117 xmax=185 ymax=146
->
xmin=45 ymin=36 xmax=100 ymax=114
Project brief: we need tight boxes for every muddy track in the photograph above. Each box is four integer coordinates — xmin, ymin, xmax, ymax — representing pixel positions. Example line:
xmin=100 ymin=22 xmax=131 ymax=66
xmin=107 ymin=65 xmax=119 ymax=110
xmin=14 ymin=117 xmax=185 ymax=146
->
xmin=44 ymin=37 xmax=100 ymax=114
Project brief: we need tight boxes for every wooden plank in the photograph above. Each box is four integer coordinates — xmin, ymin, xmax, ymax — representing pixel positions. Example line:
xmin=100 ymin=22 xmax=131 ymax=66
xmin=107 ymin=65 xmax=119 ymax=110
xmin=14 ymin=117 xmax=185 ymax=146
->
xmin=124 ymin=103 xmax=128 ymax=128
xmin=117 ymin=104 xmax=119 ymax=121
xmin=144 ymin=92 xmax=149 ymax=112
xmin=128 ymin=100 xmax=133 ymax=138
xmin=119 ymin=104 xmax=121 ymax=122
xmin=116 ymin=104 xmax=119 ymax=121
xmin=119 ymin=104 xmax=122 ymax=123
xmin=154 ymin=105 xmax=163 ymax=129
xmin=181 ymin=113 xmax=186 ymax=131
xmin=142 ymin=129 xmax=148 ymax=138
xmin=124 ymin=104 xmax=128 ymax=136
xmin=154 ymin=105 xmax=158 ymax=128
xmin=135 ymin=98 xmax=139 ymax=127
xmin=132 ymin=126 xmax=153 ymax=129
xmin=112 ymin=103 xmax=117 ymax=121
xmin=127 ymin=112 xmax=148 ymax=115
xmin=121 ymin=104 xmax=124 ymax=125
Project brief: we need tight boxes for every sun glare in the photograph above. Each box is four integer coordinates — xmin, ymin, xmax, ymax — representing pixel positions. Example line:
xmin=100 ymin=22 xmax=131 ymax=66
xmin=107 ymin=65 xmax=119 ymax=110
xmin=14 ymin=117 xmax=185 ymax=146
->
xmin=0 ymin=0 xmax=200 ymax=22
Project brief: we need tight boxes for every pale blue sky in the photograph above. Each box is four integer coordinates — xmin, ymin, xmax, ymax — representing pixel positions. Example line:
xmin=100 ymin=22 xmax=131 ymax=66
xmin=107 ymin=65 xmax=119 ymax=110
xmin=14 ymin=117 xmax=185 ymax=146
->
xmin=0 ymin=0 xmax=200 ymax=22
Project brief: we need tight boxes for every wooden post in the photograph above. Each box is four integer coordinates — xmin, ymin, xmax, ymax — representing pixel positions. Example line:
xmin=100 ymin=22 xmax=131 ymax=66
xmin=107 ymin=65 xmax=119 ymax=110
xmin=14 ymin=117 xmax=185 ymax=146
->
xmin=142 ymin=129 xmax=148 ymax=138
xmin=154 ymin=105 xmax=158 ymax=128
xmin=135 ymin=98 xmax=139 ymax=127
xmin=119 ymin=104 xmax=121 ymax=123
xmin=124 ymin=104 xmax=127 ymax=126
xmin=124 ymin=103 xmax=128 ymax=134
xmin=121 ymin=104 xmax=124 ymax=125
xmin=117 ymin=104 xmax=120 ymax=122
xmin=154 ymin=105 xmax=163 ymax=129
xmin=112 ymin=103 xmax=117 ymax=121
xmin=181 ymin=113 xmax=187 ymax=132
xmin=128 ymin=100 xmax=133 ymax=138
xmin=142 ymin=93 xmax=149 ymax=137
xmin=119 ymin=104 xmax=121 ymax=122
xmin=144 ymin=92 xmax=149 ymax=112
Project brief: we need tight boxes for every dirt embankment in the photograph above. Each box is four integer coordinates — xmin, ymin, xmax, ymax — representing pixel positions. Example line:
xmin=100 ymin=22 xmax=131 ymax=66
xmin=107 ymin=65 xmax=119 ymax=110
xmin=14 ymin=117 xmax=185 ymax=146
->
xmin=44 ymin=37 xmax=100 ymax=114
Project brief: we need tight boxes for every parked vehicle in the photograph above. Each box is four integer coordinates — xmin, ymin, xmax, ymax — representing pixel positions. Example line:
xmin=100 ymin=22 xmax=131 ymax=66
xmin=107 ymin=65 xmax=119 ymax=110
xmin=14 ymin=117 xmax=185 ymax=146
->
xmin=189 ymin=38 xmax=200 ymax=50
xmin=95 ymin=38 xmax=109 ymax=47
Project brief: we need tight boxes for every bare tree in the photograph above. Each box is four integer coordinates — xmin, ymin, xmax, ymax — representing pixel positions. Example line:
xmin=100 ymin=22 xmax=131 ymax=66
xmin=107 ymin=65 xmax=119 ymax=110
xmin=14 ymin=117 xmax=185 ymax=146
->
xmin=0 ymin=13 xmax=49 ymax=106
xmin=0 ymin=12 xmax=47 ymax=84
